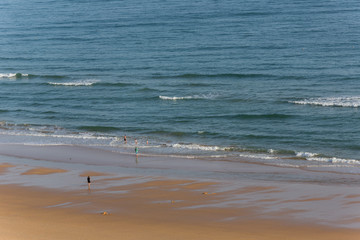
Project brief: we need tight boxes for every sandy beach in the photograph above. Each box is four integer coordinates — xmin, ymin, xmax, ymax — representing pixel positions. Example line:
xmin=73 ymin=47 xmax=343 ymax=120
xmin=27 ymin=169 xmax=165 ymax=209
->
xmin=2 ymin=0 xmax=360 ymax=238
xmin=0 ymin=144 xmax=360 ymax=239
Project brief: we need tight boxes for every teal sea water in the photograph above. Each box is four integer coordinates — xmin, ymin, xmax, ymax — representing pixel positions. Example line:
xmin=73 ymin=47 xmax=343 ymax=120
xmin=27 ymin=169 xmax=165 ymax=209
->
xmin=1 ymin=0 xmax=360 ymax=171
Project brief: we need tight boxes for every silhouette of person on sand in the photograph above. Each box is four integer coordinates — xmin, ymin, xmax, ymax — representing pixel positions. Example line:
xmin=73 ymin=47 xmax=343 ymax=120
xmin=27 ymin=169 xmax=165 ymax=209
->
xmin=87 ymin=176 xmax=91 ymax=190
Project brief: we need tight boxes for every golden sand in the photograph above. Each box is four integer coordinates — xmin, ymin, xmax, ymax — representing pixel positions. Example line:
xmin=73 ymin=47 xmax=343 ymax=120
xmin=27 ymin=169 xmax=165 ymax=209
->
xmin=0 ymin=179 xmax=359 ymax=240
xmin=0 ymin=143 xmax=359 ymax=239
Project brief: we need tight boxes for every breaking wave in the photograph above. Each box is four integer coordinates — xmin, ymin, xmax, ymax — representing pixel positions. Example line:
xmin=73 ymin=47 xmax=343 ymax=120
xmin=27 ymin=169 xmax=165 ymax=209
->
xmin=290 ymin=97 xmax=360 ymax=108
xmin=296 ymin=152 xmax=360 ymax=165
xmin=0 ymin=73 xmax=29 ymax=78
xmin=48 ymin=79 xmax=100 ymax=86
xmin=159 ymin=93 xmax=218 ymax=101
xmin=171 ymin=143 xmax=230 ymax=151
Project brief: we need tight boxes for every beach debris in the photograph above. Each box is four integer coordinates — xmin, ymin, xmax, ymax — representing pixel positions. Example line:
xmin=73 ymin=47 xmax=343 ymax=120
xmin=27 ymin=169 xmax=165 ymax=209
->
xmin=101 ymin=211 xmax=110 ymax=215
xmin=202 ymin=192 xmax=216 ymax=195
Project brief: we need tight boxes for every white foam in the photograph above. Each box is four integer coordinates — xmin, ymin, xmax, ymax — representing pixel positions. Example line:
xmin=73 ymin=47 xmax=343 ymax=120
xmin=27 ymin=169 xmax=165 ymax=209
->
xmin=0 ymin=129 xmax=115 ymax=142
xmin=160 ymin=96 xmax=192 ymax=100
xmin=48 ymin=79 xmax=99 ymax=86
xmin=290 ymin=97 xmax=360 ymax=108
xmin=307 ymin=156 xmax=360 ymax=165
xmin=0 ymin=73 xmax=29 ymax=78
xmin=159 ymin=93 xmax=218 ymax=101
xmin=296 ymin=152 xmax=318 ymax=158
xmin=239 ymin=153 xmax=277 ymax=160
xmin=296 ymin=151 xmax=360 ymax=165
xmin=268 ymin=149 xmax=276 ymax=154
xmin=171 ymin=143 xmax=228 ymax=151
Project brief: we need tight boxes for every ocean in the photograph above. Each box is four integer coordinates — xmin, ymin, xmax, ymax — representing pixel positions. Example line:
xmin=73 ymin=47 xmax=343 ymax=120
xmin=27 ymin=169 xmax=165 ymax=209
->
xmin=1 ymin=0 xmax=360 ymax=172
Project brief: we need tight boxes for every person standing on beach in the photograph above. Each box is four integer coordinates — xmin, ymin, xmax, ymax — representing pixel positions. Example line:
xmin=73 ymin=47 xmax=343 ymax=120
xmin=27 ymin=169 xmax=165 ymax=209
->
xmin=124 ymin=135 xmax=127 ymax=144
xmin=87 ymin=176 xmax=91 ymax=190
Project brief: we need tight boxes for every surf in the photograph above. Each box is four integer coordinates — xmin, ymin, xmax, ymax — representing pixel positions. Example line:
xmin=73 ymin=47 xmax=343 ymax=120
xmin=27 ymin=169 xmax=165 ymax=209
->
xmin=159 ymin=93 xmax=218 ymax=101
xmin=0 ymin=73 xmax=29 ymax=78
xmin=290 ymin=97 xmax=360 ymax=108
xmin=48 ymin=79 xmax=100 ymax=86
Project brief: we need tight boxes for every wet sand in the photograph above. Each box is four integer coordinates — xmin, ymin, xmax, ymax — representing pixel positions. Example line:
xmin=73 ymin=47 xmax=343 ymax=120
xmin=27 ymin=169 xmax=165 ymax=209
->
xmin=0 ymin=143 xmax=360 ymax=239
xmin=0 ymin=182 xmax=359 ymax=240
xmin=21 ymin=167 xmax=68 ymax=175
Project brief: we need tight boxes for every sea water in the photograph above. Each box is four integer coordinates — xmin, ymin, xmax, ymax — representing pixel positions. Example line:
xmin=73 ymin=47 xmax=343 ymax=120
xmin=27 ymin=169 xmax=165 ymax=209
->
xmin=1 ymin=0 xmax=360 ymax=171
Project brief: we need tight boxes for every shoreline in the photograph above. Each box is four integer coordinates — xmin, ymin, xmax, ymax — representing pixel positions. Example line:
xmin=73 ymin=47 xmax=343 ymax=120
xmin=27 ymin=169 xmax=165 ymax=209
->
xmin=0 ymin=143 xmax=359 ymax=186
xmin=0 ymin=143 xmax=360 ymax=239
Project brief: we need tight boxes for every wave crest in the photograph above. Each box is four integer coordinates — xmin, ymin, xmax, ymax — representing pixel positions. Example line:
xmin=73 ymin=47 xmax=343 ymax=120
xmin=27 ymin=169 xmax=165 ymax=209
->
xmin=296 ymin=151 xmax=360 ymax=165
xmin=171 ymin=143 xmax=230 ymax=151
xmin=159 ymin=93 xmax=218 ymax=101
xmin=290 ymin=97 xmax=360 ymax=108
xmin=0 ymin=73 xmax=29 ymax=78
xmin=48 ymin=79 xmax=100 ymax=86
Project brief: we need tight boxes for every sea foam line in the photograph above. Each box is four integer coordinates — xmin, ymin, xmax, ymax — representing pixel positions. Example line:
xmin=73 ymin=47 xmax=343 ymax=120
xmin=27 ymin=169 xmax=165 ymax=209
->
xmin=48 ymin=79 xmax=100 ymax=86
xmin=171 ymin=143 xmax=229 ymax=151
xmin=296 ymin=152 xmax=360 ymax=165
xmin=290 ymin=97 xmax=360 ymax=108
xmin=159 ymin=93 xmax=218 ymax=101
xmin=0 ymin=129 xmax=115 ymax=141
xmin=0 ymin=73 xmax=29 ymax=78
